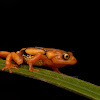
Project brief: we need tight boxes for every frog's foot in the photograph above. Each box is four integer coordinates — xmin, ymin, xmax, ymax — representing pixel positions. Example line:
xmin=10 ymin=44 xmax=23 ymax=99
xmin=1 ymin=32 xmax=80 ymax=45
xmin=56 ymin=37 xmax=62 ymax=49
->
xmin=29 ymin=67 xmax=39 ymax=72
xmin=0 ymin=58 xmax=3 ymax=60
xmin=52 ymin=67 xmax=62 ymax=73
xmin=1 ymin=63 xmax=18 ymax=73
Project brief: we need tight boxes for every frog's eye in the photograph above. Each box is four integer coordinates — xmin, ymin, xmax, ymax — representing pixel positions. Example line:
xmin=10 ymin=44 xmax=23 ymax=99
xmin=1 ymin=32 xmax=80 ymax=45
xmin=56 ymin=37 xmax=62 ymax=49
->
xmin=62 ymin=53 xmax=69 ymax=60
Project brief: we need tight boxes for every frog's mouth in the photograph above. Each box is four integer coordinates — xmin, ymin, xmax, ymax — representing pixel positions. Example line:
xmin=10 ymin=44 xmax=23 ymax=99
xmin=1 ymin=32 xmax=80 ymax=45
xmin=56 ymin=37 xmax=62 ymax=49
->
xmin=67 ymin=56 xmax=77 ymax=65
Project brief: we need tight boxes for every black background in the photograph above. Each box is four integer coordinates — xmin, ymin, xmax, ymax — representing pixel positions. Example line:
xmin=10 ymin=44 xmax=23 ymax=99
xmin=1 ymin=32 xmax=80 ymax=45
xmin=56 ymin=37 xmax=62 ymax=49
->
xmin=0 ymin=1 xmax=99 ymax=100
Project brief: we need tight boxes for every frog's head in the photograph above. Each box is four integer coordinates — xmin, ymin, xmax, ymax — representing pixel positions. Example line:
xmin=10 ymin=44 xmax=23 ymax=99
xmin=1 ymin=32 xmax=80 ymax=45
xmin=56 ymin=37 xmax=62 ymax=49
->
xmin=61 ymin=52 xmax=77 ymax=65
xmin=46 ymin=49 xmax=77 ymax=66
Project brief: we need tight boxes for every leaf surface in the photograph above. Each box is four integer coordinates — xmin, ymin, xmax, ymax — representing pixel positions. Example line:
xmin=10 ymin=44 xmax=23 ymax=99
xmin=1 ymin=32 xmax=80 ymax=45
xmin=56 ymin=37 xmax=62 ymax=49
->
xmin=0 ymin=60 xmax=100 ymax=100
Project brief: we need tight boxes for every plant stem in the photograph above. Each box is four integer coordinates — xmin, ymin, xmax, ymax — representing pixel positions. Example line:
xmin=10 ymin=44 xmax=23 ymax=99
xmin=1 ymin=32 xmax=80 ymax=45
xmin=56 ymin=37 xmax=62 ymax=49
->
xmin=0 ymin=60 xmax=100 ymax=100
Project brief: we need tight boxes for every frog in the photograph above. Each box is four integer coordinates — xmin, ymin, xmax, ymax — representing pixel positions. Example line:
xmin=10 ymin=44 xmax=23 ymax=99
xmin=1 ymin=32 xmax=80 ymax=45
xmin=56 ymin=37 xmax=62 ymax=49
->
xmin=0 ymin=47 xmax=77 ymax=73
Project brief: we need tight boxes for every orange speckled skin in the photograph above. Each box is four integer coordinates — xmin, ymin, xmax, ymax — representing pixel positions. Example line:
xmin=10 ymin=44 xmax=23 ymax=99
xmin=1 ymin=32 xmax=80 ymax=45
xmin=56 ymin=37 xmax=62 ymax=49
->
xmin=0 ymin=47 xmax=77 ymax=73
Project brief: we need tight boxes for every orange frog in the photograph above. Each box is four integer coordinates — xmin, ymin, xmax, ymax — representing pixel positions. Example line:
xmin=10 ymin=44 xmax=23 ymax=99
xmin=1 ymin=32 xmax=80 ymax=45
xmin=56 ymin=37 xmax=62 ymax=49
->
xmin=0 ymin=47 xmax=77 ymax=73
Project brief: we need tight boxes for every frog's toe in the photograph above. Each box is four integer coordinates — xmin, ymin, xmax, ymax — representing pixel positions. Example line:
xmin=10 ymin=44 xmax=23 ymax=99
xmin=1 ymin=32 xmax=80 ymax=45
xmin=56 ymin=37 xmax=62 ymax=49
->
xmin=1 ymin=63 xmax=18 ymax=73
xmin=29 ymin=67 xmax=39 ymax=72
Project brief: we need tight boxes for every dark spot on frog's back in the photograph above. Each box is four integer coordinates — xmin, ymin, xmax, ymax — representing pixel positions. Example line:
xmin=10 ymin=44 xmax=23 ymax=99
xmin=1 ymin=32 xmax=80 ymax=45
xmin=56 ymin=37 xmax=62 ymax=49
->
xmin=22 ymin=47 xmax=48 ymax=57
xmin=22 ymin=49 xmax=27 ymax=56
xmin=34 ymin=47 xmax=48 ymax=55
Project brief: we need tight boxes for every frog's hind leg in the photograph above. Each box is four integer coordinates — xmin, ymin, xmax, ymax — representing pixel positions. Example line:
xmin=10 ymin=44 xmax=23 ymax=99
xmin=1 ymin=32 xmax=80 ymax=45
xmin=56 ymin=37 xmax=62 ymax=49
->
xmin=1 ymin=52 xmax=23 ymax=73
xmin=0 ymin=51 xmax=10 ymax=59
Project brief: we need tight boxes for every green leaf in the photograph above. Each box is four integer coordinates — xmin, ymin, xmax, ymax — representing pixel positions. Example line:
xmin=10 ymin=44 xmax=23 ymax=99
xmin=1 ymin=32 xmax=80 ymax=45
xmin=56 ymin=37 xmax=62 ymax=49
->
xmin=0 ymin=60 xmax=100 ymax=100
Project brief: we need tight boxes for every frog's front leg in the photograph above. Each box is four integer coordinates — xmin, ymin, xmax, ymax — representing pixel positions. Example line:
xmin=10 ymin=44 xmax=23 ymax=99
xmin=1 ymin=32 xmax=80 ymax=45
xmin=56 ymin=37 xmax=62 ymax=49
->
xmin=1 ymin=52 xmax=23 ymax=73
xmin=52 ymin=67 xmax=61 ymax=73
xmin=27 ymin=53 xmax=42 ymax=72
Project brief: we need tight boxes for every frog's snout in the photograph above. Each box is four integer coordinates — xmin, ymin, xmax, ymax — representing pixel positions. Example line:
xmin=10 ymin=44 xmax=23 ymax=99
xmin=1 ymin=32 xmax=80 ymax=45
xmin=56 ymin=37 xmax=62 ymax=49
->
xmin=70 ymin=56 xmax=77 ymax=65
